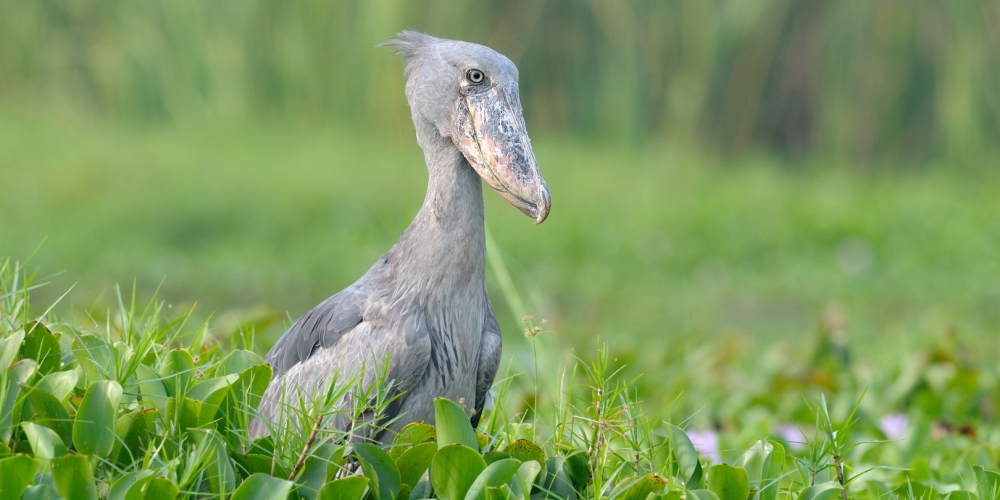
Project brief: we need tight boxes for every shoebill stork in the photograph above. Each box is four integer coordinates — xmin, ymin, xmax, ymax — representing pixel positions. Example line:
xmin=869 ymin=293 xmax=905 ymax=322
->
xmin=249 ymin=31 xmax=550 ymax=442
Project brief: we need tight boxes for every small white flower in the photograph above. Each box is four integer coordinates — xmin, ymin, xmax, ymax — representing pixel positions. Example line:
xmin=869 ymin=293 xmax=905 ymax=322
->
xmin=879 ymin=413 xmax=908 ymax=441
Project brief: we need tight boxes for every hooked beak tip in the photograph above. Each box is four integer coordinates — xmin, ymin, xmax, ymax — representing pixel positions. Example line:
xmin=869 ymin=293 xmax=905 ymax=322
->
xmin=532 ymin=187 xmax=551 ymax=225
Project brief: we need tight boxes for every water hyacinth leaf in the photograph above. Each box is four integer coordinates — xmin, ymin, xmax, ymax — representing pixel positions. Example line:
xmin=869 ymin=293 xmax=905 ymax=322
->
xmin=666 ymin=424 xmax=704 ymax=489
xmin=35 ymin=370 xmax=79 ymax=402
xmin=707 ymin=464 xmax=750 ymax=500
xmin=52 ymin=454 xmax=98 ymax=500
xmin=231 ymin=473 xmax=295 ymax=500
xmin=352 ymin=442 xmax=401 ymax=500
xmin=158 ymin=349 xmax=195 ymax=397
xmin=22 ymin=484 xmax=62 ymax=500
xmin=434 ymin=398 xmax=478 ymax=450
xmin=431 ymin=444 xmax=486 ymax=500
xmin=135 ymin=364 xmax=169 ymax=418
xmin=187 ymin=373 xmax=239 ymax=426
xmin=107 ymin=470 xmax=153 ymax=500
xmin=0 ymin=330 xmax=25 ymax=370
xmin=396 ymin=441 xmax=438 ymax=489
xmin=231 ymin=452 xmax=290 ymax=480
xmin=214 ymin=350 xmax=265 ymax=377
xmin=72 ymin=379 xmax=122 ymax=457
xmin=232 ymin=364 xmax=272 ymax=414
xmin=757 ymin=441 xmax=785 ymax=500
xmin=975 ymin=466 xmax=1000 ymax=500
xmin=689 ymin=489 xmax=722 ymax=500
xmin=948 ymin=492 xmax=977 ymax=500
xmin=483 ymin=451 xmax=511 ymax=466
xmin=540 ymin=456 xmax=578 ymax=500
xmin=1 ymin=359 xmax=37 ymax=443
xmin=503 ymin=440 xmax=546 ymax=474
xmin=564 ymin=452 xmax=591 ymax=491
xmin=190 ymin=429 xmax=236 ymax=494
xmin=293 ymin=442 xmax=339 ymax=500
xmin=20 ymin=322 xmax=61 ymax=375
xmin=390 ymin=421 xmax=437 ymax=460
xmin=25 ymin=386 xmax=73 ymax=444
xmin=319 ymin=476 xmax=369 ymax=500
xmin=71 ymin=335 xmax=113 ymax=385
xmin=797 ymin=481 xmax=844 ymax=500
xmin=511 ymin=459 xmax=542 ymax=499
xmin=22 ymin=422 xmax=68 ymax=463
xmin=0 ymin=454 xmax=39 ymax=499
xmin=465 ymin=458 xmax=522 ymax=500
xmin=136 ymin=477 xmax=181 ymax=500
xmin=617 ymin=475 xmax=668 ymax=500
xmin=115 ymin=409 xmax=156 ymax=467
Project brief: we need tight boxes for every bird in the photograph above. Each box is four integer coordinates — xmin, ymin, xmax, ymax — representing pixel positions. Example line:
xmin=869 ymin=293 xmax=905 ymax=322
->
xmin=249 ymin=30 xmax=550 ymax=443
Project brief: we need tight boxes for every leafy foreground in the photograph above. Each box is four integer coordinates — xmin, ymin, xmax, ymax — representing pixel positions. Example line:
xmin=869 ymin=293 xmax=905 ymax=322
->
xmin=2 ymin=259 xmax=1000 ymax=500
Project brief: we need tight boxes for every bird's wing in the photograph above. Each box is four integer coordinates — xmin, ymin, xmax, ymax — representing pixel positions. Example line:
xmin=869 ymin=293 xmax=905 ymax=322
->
xmin=264 ymin=259 xmax=384 ymax=378
xmin=471 ymin=296 xmax=503 ymax=429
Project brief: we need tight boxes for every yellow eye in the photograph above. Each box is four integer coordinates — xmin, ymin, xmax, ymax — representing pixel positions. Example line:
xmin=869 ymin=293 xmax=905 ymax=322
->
xmin=467 ymin=69 xmax=485 ymax=83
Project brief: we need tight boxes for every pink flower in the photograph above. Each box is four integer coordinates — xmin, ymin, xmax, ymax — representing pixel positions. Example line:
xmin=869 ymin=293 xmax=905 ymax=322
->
xmin=687 ymin=430 xmax=721 ymax=464
xmin=774 ymin=424 xmax=806 ymax=451
xmin=879 ymin=414 xmax=908 ymax=441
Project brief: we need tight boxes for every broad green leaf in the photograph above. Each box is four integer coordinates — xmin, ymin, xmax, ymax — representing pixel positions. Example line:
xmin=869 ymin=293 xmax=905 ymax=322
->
xmin=948 ymin=492 xmax=977 ymax=500
xmin=22 ymin=484 xmax=62 ymax=500
xmin=231 ymin=453 xmax=290 ymax=480
xmin=797 ymin=481 xmax=844 ymax=500
xmin=22 ymin=422 xmax=68 ymax=464
xmin=666 ymin=424 xmax=703 ymax=489
xmin=739 ymin=439 xmax=784 ymax=500
xmin=158 ymin=349 xmax=195 ymax=397
xmin=35 ymin=370 xmax=78 ymax=402
xmin=434 ymin=398 xmax=478 ymax=450
xmin=503 ymin=440 xmax=546 ymax=474
xmin=0 ymin=330 xmax=25 ymax=370
xmin=319 ymin=476 xmax=369 ymax=500
xmin=707 ymin=464 xmax=750 ymax=500
xmin=133 ymin=477 xmax=180 ymax=500
xmin=165 ymin=396 xmax=201 ymax=435
xmin=25 ymin=386 xmax=73 ymax=445
xmin=564 ymin=452 xmax=591 ymax=492
xmin=232 ymin=364 xmax=272 ymax=411
xmin=115 ymin=409 xmax=156 ymax=467
xmin=617 ymin=474 xmax=668 ymax=500
xmin=52 ymin=454 xmax=98 ymax=500
xmin=231 ymin=473 xmax=295 ymax=500
xmin=135 ymin=365 xmax=168 ymax=418
xmin=395 ymin=441 xmax=437 ymax=489
xmin=511 ymin=459 xmax=542 ymax=500
xmin=689 ymin=489 xmax=722 ymax=500
xmin=108 ymin=470 xmax=153 ymax=500
xmin=465 ymin=458 xmax=521 ymax=500
xmin=71 ymin=335 xmax=113 ymax=385
xmin=293 ymin=442 xmax=339 ymax=500
xmin=215 ymin=350 xmax=265 ymax=376
xmin=975 ymin=466 xmax=1000 ymax=500
xmin=352 ymin=442 xmax=401 ymax=500
xmin=20 ymin=322 xmax=61 ymax=375
xmin=483 ymin=451 xmax=511 ymax=465
xmin=390 ymin=421 xmax=437 ymax=460
xmin=1 ymin=359 xmax=37 ymax=442
xmin=0 ymin=454 xmax=39 ymax=499
xmin=540 ymin=456 xmax=578 ymax=500
xmin=191 ymin=429 xmax=236 ymax=494
xmin=72 ymin=379 xmax=122 ymax=457
xmin=431 ymin=444 xmax=487 ymax=500
xmin=187 ymin=373 xmax=238 ymax=426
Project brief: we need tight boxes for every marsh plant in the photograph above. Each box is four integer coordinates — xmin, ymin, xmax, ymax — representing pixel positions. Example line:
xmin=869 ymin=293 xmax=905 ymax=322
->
xmin=2 ymin=257 xmax=999 ymax=499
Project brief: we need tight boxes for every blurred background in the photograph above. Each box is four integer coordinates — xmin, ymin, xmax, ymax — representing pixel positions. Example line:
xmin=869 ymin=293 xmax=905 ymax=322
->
xmin=1 ymin=0 xmax=999 ymax=390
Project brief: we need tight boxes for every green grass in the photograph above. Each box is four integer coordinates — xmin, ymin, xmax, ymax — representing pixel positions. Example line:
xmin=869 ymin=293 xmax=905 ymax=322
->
xmin=2 ymin=112 xmax=998 ymax=370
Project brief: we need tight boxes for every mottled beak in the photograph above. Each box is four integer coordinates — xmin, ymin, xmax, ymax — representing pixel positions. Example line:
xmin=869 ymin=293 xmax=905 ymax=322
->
xmin=456 ymin=84 xmax=551 ymax=224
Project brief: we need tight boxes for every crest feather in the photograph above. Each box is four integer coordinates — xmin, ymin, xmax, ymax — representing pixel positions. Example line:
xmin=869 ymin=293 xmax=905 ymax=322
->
xmin=381 ymin=30 xmax=438 ymax=78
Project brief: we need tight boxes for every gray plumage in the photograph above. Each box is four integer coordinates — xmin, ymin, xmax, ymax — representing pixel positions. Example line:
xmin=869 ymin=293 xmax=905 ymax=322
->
xmin=250 ymin=31 xmax=550 ymax=443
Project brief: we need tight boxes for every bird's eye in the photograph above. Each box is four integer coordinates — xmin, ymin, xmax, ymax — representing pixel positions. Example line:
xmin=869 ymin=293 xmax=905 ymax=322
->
xmin=467 ymin=69 xmax=485 ymax=83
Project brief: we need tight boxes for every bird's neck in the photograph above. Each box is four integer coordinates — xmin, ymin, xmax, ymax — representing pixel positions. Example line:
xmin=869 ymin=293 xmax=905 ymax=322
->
xmin=391 ymin=124 xmax=486 ymax=295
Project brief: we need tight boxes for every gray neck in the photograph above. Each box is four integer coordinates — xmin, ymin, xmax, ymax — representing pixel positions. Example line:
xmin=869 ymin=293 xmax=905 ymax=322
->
xmin=390 ymin=121 xmax=486 ymax=296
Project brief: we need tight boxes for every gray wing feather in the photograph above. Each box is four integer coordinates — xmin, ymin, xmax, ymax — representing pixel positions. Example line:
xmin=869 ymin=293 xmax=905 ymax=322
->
xmin=264 ymin=258 xmax=386 ymax=378
xmin=471 ymin=297 xmax=502 ymax=428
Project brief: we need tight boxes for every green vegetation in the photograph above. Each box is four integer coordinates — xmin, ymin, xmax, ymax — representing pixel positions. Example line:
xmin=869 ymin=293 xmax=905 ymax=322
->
xmin=2 ymin=258 xmax=999 ymax=500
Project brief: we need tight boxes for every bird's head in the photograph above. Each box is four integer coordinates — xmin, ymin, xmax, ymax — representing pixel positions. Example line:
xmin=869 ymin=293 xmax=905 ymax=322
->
xmin=385 ymin=30 xmax=550 ymax=224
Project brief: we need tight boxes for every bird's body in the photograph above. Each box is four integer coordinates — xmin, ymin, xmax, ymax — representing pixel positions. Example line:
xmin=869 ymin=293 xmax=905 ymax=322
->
xmin=250 ymin=31 xmax=549 ymax=443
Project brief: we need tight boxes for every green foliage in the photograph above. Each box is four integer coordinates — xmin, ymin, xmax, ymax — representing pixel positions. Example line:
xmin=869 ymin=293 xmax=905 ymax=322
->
xmin=2 ymin=258 xmax=1000 ymax=499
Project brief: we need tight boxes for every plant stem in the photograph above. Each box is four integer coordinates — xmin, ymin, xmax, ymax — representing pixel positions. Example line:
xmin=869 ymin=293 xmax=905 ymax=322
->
xmin=289 ymin=414 xmax=324 ymax=481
